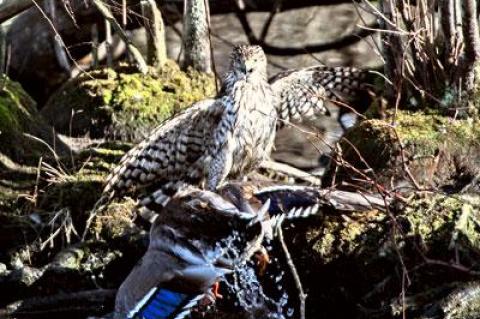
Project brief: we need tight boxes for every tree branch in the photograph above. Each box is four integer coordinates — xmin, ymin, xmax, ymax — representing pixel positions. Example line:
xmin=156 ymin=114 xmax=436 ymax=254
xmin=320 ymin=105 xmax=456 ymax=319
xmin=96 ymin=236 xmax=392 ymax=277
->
xmin=277 ymin=224 xmax=306 ymax=319
xmin=92 ymin=0 xmax=148 ymax=74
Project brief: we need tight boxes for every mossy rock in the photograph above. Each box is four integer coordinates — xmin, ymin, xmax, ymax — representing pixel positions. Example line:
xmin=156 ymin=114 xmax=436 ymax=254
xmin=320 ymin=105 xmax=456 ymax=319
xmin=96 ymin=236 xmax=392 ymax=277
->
xmin=36 ymin=142 xmax=130 ymax=218
xmin=324 ymin=111 xmax=480 ymax=192
xmin=0 ymin=75 xmax=69 ymax=164
xmin=41 ymin=61 xmax=216 ymax=142
xmin=286 ymin=193 xmax=480 ymax=318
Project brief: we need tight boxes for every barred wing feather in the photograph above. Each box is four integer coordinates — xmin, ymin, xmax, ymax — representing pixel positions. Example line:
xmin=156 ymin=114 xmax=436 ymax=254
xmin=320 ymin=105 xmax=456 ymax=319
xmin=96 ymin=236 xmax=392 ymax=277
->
xmin=103 ymin=98 xmax=225 ymax=200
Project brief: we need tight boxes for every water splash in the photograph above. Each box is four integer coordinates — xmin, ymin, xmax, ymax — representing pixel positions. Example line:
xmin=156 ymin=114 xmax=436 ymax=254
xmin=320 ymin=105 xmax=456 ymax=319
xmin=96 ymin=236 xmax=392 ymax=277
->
xmin=216 ymin=233 xmax=292 ymax=318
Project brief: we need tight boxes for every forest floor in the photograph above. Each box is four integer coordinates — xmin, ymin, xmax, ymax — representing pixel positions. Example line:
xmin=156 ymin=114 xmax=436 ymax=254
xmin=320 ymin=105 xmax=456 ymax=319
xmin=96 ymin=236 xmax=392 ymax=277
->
xmin=1 ymin=65 xmax=480 ymax=319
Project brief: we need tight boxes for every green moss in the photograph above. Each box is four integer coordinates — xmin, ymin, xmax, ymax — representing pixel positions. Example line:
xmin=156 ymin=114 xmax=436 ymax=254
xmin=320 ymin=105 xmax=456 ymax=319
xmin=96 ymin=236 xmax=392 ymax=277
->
xmin=0 ymin=75 xmax=68 ymax=164
xmin=38 ymin=143 xmax=128 ymax=217
xmin=0 ymin=76 xmax=37 ymax=131
xmin=328 ymin=110 xmax=480 ymax=190
xmin=404 ymin=195 xmax=461 ymax=245
xmin=395 ymin=111 xmax=480 ymax=155
xmin=302 ymin=193 xmax=480 ymax=270
xmin=43 ymin=61 xmax=216 ymax=141
xmin=308 ymin=210 xmax=387 ymax=263
xmin=347 ymin=111 xmax=480 ymax=161
xmin=291 ymin=192 xmax=480 ymax=318
xmin=40 ymin=173 xmax=104 ymax=216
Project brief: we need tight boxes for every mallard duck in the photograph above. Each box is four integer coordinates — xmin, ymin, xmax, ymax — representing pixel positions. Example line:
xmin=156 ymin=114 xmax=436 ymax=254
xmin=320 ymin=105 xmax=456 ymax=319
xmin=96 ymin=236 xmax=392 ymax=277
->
xmin=114 ymin=186 xmax=271 ymax=319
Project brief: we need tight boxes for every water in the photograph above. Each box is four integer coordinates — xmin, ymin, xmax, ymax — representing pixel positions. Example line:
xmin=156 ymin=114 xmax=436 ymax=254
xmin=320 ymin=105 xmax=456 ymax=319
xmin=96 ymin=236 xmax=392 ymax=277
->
xmin=215 ymin=234 xmax=293 ymax=319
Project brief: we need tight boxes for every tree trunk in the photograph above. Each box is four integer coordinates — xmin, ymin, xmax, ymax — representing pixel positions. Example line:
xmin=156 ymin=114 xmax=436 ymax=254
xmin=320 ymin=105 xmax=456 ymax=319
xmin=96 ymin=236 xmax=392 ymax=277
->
xmin=461 ymin=0 xmax=480 ymax=94
xmin=141 ymin=0 xmax=168 ymax=67
xmin=181 ymin=0 xmax=213 ymax=74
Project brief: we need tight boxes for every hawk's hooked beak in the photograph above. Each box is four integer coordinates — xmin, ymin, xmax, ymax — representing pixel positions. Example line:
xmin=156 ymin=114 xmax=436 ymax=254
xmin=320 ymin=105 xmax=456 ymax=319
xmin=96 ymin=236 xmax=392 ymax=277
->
xmin=240 ymin=60 xmax=254 ymax=75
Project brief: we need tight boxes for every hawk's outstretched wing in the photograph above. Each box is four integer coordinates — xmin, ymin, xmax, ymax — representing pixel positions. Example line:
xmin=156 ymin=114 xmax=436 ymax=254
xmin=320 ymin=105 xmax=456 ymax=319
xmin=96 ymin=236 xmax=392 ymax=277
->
xmin=270 ymin=65 xmax=374 ymax=126
xmin=103 ymin=98 xmax=225 ymax=201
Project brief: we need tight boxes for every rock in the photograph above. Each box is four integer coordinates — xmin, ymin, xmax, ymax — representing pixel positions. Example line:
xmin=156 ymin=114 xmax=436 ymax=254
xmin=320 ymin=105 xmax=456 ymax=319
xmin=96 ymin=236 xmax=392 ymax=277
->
xmin=323 ymin=111 xmax=480 ymax=192
xmin=41 ymin=62 xmax=215 ymax=142
xmin=0 ymin=75 xmax=69 ymax=163
xmin=284 ymin=193 xmax=480 ymax=318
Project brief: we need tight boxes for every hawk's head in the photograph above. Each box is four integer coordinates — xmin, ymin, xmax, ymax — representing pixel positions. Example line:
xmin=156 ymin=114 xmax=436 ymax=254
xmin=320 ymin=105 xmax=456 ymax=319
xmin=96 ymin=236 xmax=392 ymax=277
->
xmin=229 ymin=44 xmax=267 ymax=81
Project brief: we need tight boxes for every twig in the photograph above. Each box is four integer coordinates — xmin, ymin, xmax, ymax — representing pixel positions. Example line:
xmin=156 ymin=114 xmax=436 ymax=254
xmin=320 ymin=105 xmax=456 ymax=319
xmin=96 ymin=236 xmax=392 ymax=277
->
xmin=92 ymin=0 xmax=148 ymax=74
xmin=260 ymin=160 xmax=322 ymax=185
xmin=32 ymin=157 xmax=43 ymax=207
xmin=28 ymin=0 xmax=93 ymax=80
xmin=277 ymin=223 xmax=306 ymax=319
xmin=390 ymin=125 xmax=423 ymax=191
xmin=23 ymin=133 xmax=64 ymax=171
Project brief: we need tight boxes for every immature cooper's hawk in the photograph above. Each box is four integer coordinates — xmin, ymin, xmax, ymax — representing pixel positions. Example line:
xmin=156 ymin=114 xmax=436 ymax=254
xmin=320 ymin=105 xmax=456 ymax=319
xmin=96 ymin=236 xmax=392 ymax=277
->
xmin=88 ymin=47 xmax=370 ymax=229
xmin=100 ymin=45 xmax=278 ymax=209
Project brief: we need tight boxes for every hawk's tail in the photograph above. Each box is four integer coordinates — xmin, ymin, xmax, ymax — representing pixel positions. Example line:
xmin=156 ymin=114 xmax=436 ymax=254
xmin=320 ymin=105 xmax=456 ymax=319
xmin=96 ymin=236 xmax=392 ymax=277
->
xmin=136 ymin=181 xmax=193 ymax=224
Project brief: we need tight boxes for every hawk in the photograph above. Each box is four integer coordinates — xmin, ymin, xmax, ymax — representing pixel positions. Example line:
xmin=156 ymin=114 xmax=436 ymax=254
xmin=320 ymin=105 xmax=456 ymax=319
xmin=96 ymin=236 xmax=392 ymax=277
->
xmin=86 ymin=48 xmax=373 ymax=233
xmin=100 ymin=45 xmax=277 ymax=210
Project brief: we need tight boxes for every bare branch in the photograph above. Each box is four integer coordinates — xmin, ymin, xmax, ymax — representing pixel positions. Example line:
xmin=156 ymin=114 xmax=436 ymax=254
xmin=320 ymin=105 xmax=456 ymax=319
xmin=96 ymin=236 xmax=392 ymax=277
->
xmin=277 ymin=224 xmax=306 ymax=319
xmin=45 ymin=0 xmax=71 ymax=74
xmin=92 ymin=0 xmax=148 ymax=74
